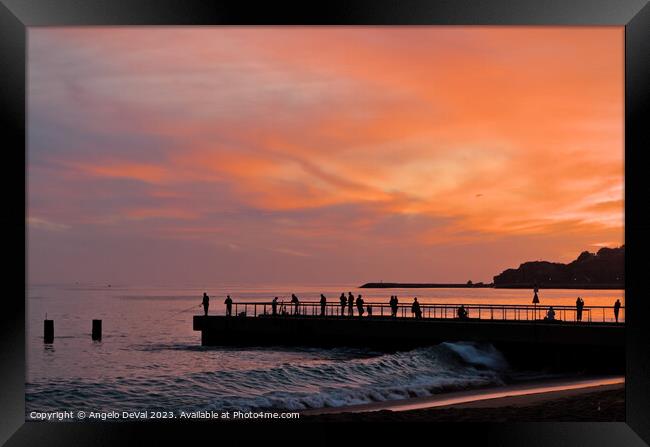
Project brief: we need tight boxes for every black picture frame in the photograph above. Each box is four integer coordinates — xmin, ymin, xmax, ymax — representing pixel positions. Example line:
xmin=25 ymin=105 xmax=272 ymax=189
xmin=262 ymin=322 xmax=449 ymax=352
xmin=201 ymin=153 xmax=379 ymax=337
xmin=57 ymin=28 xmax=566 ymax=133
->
xmin=1 ymin=0 xmax=648 ymax=445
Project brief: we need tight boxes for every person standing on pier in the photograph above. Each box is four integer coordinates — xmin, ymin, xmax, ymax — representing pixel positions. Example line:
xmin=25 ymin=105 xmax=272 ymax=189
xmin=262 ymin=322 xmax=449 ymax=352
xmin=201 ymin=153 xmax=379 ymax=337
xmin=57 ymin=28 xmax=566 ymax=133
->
xmin=576 ymin=297 xmax=584 ymax=322
xmin=320 ymin=294 xmax=327 ymax=316
xmin=291 ymin=294 xmax=300 ymax=315
xmin=412 ymin=297 xmax=422 ymax=319
xmin=347 ymin=292 xmax=354 ymax=316
xmin=356 ymin=294 xmax=365 ymax=317
xmin=339 ymin=293 xmax=347 ymax=316
xmin=202 ymin=292 xmax=210 ymax=316
xmin=390 ymin=295 xmax=399 ymax=317
xmin=272 ymin=297 xmax=279 ymax=316
xmin=224 ymin=295 xmax=233 ymax=316
xmin=614 ymin=299 xmax=621 ymax=322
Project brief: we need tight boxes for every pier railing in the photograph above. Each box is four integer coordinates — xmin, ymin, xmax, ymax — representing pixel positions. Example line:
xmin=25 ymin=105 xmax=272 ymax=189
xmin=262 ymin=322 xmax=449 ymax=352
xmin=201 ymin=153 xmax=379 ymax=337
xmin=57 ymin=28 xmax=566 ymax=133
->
xmin=228 ymin=301 xmax=624 ymax=323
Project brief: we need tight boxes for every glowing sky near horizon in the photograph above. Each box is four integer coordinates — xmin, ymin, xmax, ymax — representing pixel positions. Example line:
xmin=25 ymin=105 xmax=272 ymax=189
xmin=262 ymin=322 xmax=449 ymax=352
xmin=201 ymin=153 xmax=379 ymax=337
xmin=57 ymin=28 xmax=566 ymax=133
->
xmin=27 ymin=27 xmax=624 ymax=285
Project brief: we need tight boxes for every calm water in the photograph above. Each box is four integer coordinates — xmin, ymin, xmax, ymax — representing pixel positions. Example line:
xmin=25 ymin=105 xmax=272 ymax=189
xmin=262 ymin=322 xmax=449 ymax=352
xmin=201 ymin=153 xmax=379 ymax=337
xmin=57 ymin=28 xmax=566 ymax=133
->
xmin=26 ymin=284 xmax=624 ymax=416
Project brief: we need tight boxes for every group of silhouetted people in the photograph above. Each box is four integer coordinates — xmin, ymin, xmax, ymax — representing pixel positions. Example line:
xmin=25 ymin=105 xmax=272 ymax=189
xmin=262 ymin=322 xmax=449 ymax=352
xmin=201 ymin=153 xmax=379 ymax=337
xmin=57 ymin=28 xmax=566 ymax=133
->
xmin=536 ymin=296 xmax=623 ymax=323
xmin=533 ymin=287 xmax=623 ymax=323
xmin=201 ymin=293 xmax=232 ymax=316
xmin=335 ymin=292 xmax=369 ymax=317
xmin=200 ymin=291 xmax=623 ymax=323
xmin=270 ymin=296 xmax=292 ymax=316
xmin=572 ymin=296 xmax=621 ymax=323
xmin=265 ymin=292 xmax=418 ymax=318
xmin=335 ymin=292 xmax=360 ymax=317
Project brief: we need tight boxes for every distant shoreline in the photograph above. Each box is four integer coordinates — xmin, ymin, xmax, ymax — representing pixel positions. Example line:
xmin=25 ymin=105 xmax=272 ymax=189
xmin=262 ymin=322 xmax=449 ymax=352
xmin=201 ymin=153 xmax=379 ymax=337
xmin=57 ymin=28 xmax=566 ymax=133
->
xmin=359 ymin=282 xmax=624 ymax=290
xmin=360 ymin=283 xmax=492 ymax=289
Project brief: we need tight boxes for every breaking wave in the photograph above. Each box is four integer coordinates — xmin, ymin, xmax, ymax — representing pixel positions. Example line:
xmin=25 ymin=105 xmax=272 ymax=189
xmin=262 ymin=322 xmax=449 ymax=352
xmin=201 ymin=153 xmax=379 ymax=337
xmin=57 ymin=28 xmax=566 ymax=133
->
xmin=27 ymin=342 xmax=511 ymax=413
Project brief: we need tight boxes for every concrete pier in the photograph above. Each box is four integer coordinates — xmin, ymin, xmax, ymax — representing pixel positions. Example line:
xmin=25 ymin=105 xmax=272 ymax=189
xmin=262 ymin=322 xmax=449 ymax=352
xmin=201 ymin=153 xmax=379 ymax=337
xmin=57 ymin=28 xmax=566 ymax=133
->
xmin=193 ymin=315 xmax=624 ymax=372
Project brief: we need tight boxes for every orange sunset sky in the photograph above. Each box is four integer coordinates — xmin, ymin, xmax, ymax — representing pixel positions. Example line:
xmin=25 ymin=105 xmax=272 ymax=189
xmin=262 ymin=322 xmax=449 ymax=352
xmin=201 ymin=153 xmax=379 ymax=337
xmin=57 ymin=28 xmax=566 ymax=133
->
xmin=27 ymin=27 xmax=624 ymax=285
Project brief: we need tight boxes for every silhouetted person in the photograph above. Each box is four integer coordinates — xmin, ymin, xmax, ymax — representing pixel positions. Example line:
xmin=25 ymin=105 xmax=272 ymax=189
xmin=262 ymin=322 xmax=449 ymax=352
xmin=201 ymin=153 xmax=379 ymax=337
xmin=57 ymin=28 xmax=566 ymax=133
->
xmin=367 ymin=305 xmax=372 ymax=317
xmin=412 ymin=297 xmax=422 ymax=319
xmin=356 ymin=294 xmax=365 ymax=317
xmin=576 ymin=297 xmax=584 ymax=322
xmin=391 ymin=295 xmax=399 ymax=317
xmin=224 ymin=295 xmax=233 ymax=316
xmin=291 ymin=294 xmax=300 ymax=315
xmin=320 ymin=294 xmax=327 ymax=316
xmin=614 ymin=299 xmax=621 ymax=323
xmin=457 ymin=304 xmax=468 ymax=320
xmin=545 ymin=306 xmax=556 ymax=321
xmin=347 ymin=292 xmax=354 ymax=316
xmin=340 ymin=293 xmax=347 ymax=316
xmin=202 ymin=292 xmax=210 ymax=316
xmin=272 ymin=296 xmax=278 ymax=316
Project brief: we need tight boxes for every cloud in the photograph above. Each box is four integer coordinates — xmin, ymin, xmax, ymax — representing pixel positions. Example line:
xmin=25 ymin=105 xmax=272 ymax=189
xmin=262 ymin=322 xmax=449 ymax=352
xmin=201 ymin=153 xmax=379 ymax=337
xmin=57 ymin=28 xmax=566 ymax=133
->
xmin=68 ymin=161 xmax=171 ymax=184
xmin=27 ymin=217 xmax=69 ymax=232
xmin=269 ymin=247 xmax=312 ymax=258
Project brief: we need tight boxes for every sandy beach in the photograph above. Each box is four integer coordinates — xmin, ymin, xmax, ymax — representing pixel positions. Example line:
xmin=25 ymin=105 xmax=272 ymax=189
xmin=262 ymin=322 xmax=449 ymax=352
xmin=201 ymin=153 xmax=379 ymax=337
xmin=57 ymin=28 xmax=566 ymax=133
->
xmin=301 ymin=377 xmax=625 ymax=422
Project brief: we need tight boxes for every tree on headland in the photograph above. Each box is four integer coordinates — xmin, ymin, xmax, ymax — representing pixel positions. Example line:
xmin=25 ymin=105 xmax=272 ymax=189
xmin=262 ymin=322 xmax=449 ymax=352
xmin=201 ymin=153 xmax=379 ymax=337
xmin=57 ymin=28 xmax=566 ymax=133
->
xmin=493 ymin=246 xmax=624 ymax=287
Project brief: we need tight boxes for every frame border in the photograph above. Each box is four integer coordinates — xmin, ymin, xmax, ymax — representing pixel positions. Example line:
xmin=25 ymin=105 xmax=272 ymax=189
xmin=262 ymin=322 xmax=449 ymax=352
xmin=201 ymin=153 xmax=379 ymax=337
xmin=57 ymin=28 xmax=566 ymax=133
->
xmin=1 ymin=0 xmax=648 ymax=445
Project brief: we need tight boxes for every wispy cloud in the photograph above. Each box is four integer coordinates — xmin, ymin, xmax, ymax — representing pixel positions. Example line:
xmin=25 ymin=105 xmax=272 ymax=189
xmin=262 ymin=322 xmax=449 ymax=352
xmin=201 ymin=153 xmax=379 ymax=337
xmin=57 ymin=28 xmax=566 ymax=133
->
xmin=27 ymin=217 xmax=69 ymax=232
xmin=269 ymin=247 xmax=312 ymax=258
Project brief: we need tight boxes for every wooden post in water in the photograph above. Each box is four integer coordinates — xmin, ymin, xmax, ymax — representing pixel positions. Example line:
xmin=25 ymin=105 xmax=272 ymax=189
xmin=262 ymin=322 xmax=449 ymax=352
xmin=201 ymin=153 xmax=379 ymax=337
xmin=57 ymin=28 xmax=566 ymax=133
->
xmin=92 ymin=319 xmax=102 ymax=341
xmin=44 ymin=319 xmax=54 ymax=343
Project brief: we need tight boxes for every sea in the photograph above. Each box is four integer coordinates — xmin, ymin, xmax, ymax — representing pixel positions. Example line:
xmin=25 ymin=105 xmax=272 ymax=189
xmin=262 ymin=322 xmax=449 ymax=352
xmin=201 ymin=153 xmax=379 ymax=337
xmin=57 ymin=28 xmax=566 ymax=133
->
xmin=25 ymin=283 xmax=624 ymax=417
